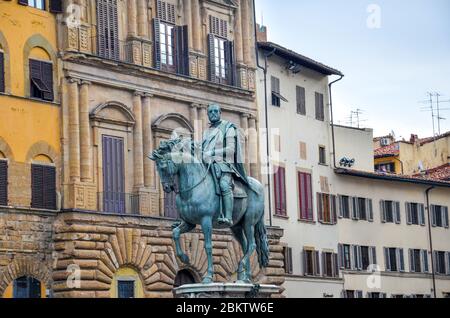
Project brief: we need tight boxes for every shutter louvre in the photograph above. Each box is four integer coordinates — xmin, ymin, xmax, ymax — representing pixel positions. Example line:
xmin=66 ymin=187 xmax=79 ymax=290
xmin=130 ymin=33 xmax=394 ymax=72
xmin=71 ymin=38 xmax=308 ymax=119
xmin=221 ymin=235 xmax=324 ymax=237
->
xmin=384 ymin=247 xmax=390 ymax=271
xmin=398 ymin=248 xmax=405 ymax=272
xmin=296 ymin=86 xmax=306 ymax=115
xmin=0 ymin=51 xmax=4 ymax=93
xmin=43 ymin=166 xmax=56 ymax=210
xmin=49 ymin=0 xmax=64 ymax=13
xmin=409 ymin=249 xmax=415 ymax=272
xmin=207 ymin=34 xmax=216 ymax=82
xmin=31 ymin=165 xmax=44 ymax=209
xmin=422 ymin=250 xmax=429 ymax=273
xmin=224 ymin=41 xmax=237 ymax=86
xmin=352 ymin=197 xmax=359 ymax=220
xmin=380 ymin=200 xmax=386 ymax=223
xmin=18 ymin=0 xmax=28 ymax=5
xmin=367 ymin=199 xmax=373 ymax=222
xmin=395 ymin=201 xmax=401 ymax=224
xmin=175 ymin=25 xmax=189 ymax=76
xmin=0 ymin=160 xmax=7 ymax=206
xmin=444 ymin=207 xmax=449 ymax=229
xmin=331 ymin=195 xmax=337 ymax=225
xmin=41 ymin=62 xmax=54 ymax=101
xmin=370 ymin=246 xmax=377 ymax=268
xmin=153 ymin=19 xmax=162 ymax=69
xmin=314 ymin=250 xmax=320 ymax=276
xmin=338 ymin=244 xmax=344 ymax=269
xmin=431 ymin=205 xmax=437 ymax=227
xmin=317 ymin=193 xmax=323 ymax=223
xmin=419 ymin=204 xmax=426 ymax=226
xmin=406 ymin=202 xmax=412 ymax=225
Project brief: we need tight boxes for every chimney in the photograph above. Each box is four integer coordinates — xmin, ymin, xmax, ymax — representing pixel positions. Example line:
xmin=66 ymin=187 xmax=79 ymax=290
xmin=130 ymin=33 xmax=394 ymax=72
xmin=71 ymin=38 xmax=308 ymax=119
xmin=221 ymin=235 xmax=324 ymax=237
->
xmin=410 ymin=134 xmax=419 ymax=144
xmin=256 ymin=24 xmax=267 ymax=42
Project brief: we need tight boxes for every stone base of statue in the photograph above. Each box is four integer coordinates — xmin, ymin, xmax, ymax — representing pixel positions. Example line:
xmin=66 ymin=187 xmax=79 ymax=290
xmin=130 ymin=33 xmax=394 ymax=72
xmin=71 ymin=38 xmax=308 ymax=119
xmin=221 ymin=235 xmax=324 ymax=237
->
xmin=173 ymin=283 xmax=281 ymax=299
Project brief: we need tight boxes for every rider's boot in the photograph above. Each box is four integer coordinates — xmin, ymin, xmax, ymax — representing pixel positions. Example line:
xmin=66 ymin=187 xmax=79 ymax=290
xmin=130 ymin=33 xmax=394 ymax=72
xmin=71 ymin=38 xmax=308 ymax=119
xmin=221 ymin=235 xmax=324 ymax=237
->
xmin=218 ymin=191 xmax=234 ymax=227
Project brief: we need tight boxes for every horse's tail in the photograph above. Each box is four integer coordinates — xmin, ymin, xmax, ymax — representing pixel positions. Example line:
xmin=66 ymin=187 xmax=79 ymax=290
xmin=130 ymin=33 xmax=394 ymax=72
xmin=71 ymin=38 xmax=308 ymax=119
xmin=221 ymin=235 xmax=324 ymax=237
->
xmin=255 ymin=216 xmax=270 ymax=268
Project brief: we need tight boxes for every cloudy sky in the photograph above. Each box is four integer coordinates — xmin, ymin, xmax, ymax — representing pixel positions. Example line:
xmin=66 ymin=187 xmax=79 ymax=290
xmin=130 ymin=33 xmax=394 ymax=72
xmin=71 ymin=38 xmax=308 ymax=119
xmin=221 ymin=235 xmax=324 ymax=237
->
xmin=255 ymin=0 xmax=450 ymax=139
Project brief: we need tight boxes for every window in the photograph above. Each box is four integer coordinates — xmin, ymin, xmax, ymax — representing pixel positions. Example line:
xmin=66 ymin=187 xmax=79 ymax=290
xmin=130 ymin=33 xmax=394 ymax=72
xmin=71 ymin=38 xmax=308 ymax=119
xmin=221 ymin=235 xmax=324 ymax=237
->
xmin=431 ymin=205 xmax=449 ymax=228
xmin=338 ymin=195 xmax=351 ymax=219
xmin=380 ymin=200 xmax=401 ymax=224
xmin=298 ymin=172 xmax=313 ymax=221
xmin=96 ymin=0 xmax=119 ymax=60
xmin=273 ymin=166 xmax=286 ymax=217
xmin=409 ymin=249 xmax=429 ymax=273
xmin=406 ymin=203 xmax=425 ymax=226
xmin=384 ymin=248 xmax=405 ymax=272
xmin=0 ymin=50 xmax=4 ymax=93
xmin=340 ymin=244 xmax=352 ymax=270
xmin=117 ymin=280 xmax=135 ymax=298
xmin=31 ymin=164 xmax=56 ymax=210
xmin=13 ymin=276 xmax=41 ymax=298
xmin=299 ymin=141 xmax=307 ymax=160
xmin=433 ymin=251 xmax=448 ymax=275
xmin=317 ymin=193 xmax=337 ymax=225
xmin=303 ymin=249 xmax=320 ymax=276
xmin=0 ymin=160 xmax=7 ymax=206
xmin=343 ymin=290 xmax=363 ymax=298
xmin=29 ymin=59 xmax=53 ymax=101
xmin=271 ymin=76 xmax=281 ymax=107
xmin=296 ymin=86 xmax=306 ymax=115
xmin=315 ymin=92 xmax=325 ymax=121
xmin=322 ymin=251 xmax=339 ymax=278
xmin=283 ymin=247 xmax=293 ymax=274
xmin=351 ymin=197 xmax=373 ymax=222
xmin=27 ymin=0 xmax=45 ymax=10
xmin=318 ymin=146 xmax=326 ymax=165
xmin=367 ymin=292 xmax=387 ymax=298
xmin=339 ymin=244 xmax=377 ymax=271
xmin=159 ymin=22 xmax=176 ymax=72
xmin=375 ymin=162 xmax=396 ymax=173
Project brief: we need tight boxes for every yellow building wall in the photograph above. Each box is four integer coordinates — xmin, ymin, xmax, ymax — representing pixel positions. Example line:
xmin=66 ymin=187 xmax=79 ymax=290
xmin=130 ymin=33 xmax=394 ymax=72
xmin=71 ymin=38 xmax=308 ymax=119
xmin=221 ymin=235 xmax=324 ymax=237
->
xmin=0 ymin=2 xmax=60 ymax=162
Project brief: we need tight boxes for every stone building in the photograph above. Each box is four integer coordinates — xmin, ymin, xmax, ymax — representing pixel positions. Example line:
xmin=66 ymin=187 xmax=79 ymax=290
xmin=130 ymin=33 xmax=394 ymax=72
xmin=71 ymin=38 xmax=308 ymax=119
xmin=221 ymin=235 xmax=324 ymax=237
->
xmin=0 ymin=0 xmax=285 ymax=298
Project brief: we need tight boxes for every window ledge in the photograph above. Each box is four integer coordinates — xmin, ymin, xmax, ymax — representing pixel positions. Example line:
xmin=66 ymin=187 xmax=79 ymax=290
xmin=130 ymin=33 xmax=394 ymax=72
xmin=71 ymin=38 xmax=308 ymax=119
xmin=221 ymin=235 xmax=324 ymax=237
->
xmin=274 ymin=214 xmax=289 ymax=220
xmin=298 ymin=219 xmax=316 ymax=225
xmin=318 ymin=221 xmax=337 ymax=226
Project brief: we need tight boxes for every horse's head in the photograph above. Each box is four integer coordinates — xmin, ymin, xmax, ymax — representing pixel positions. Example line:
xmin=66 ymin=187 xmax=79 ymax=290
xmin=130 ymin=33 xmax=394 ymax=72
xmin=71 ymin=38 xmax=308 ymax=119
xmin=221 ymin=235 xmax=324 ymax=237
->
xmin=148 ymin=137 xmax=189 ymax=193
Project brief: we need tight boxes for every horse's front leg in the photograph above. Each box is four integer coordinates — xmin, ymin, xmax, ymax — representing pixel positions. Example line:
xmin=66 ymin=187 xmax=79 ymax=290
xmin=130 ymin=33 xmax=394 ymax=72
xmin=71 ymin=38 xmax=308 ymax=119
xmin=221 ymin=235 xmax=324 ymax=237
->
xmin=173 ymin=221 xmax=196 ymax=265
xmin=201 ymin=217 xmax=214 ymax=284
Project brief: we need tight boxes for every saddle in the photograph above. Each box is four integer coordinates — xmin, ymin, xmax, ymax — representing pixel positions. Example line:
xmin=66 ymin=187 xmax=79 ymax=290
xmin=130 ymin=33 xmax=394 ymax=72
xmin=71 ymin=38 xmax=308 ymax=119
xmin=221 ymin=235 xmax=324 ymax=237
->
xmin=233 ymin=180 xmax=248 ymax=199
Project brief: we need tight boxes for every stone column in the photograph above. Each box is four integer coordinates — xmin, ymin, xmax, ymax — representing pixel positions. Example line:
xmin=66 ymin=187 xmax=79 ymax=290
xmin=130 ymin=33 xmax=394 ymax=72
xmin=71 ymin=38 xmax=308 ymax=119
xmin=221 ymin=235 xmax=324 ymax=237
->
xmin=79 ymin=80 xmax=92 ymax=182
xmin=241 ymin=0 xmax=252 ymax=66
xmin=137 ymin=0 xmax=148 ymax=38
xmin=248 ymin=116 xmax=259 ymax=180
xmin=142 ymin=94 xmax=155 ymax=188
xmin=192 ymin=0 xmax=202 ymax=52
xmin=128 ymin=0 xmax=138 ymax=38
xmin=184 ymin=0 xmax=193 ymax=49
xmin=235 ymin=0 xmax=244 ymax=64
xmin=240 ymin=113 xmax=250 ymax=174
xmin=133 ymin=92 xmax=145 ymax=189
xmin=68 ymin=78 xmax=80 ymax=182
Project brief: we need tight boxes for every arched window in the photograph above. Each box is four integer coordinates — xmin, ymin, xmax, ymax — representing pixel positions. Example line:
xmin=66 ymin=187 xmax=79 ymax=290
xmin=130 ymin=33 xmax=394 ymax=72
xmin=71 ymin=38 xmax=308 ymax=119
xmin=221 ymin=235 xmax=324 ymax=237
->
xmin=110 ymin=267 xmax=144 ymax=299
xmin=174 ymin=269 xmax=197 ymax=288
xmin=29 ymin=47 xmax=53 ymax=101
xmin=12 ymin=276 xmax=42 ymax=299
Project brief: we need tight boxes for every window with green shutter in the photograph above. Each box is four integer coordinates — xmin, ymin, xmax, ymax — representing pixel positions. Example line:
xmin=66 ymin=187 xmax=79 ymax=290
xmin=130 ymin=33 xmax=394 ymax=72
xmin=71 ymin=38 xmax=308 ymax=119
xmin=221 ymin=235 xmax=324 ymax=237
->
xmin=0 ymin=51 xmax=5 ymax=93
xmin=0 ymin=160 xmax=7 ymax=206
xmin=31 ymin=164 xmax=56 ymax=210
xmin=29 ymin=59 xmax=53 ymax=101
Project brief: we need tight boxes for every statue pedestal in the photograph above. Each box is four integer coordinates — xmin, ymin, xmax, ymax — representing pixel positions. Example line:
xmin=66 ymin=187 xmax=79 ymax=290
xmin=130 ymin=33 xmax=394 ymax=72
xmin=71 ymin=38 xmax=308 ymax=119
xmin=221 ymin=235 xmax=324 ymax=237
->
xmin=173 ymin=283 xmax=280 ymax=299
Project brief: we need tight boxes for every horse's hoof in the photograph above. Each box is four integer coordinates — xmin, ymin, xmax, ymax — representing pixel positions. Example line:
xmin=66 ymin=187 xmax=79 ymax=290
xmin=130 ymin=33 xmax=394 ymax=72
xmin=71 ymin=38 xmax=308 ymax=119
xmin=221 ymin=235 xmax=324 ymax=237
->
xmin=202 ymin=277 xmax=213 ymax=284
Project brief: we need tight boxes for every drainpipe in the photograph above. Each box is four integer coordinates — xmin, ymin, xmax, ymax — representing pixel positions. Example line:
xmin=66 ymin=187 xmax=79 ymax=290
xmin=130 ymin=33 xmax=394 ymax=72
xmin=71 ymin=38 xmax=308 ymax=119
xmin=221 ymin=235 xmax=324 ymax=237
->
xmin=329 ymin=75 xmax=344 ymax=169
xmin=253 ymin=0 xmax=275 ymax=226
xmin=426 ymin=186 xmax=437 ymax=298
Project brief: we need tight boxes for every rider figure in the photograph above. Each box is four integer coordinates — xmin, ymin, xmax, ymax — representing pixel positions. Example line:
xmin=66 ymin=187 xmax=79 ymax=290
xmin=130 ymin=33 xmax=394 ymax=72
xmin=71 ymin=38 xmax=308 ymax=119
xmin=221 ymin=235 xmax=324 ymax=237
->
xmin=202 ymin=104 xmax=251 ymax=227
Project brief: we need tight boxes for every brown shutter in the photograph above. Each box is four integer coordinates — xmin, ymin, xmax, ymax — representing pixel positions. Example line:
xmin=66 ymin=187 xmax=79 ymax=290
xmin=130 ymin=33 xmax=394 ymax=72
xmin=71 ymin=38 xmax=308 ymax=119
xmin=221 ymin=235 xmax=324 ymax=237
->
xmin=175 ymin=25 xmax=189 ymax=76
xmin=298 ymin=172 xmax=306 ymax=220
xmin=317 ymin=193 xmax=323 ymax=222
xmin=296 ymin=86 xmax=306 ymax=115
xmin=208 ymin=34 xmax=216 ymax=83
xmin=225 ymin=41 xmax=236 ymax=86
xmin=31 ymin=165 xmax=44 ymax=209
xmin=41 ymin=62 xmax=54 ymax=101
xmin=314 ymin=250 xmax=321 ymax=276
xmin=43 ymin=166 xmax=56 ymax=210
xmin=49 ymin=0 xmax=63 ymax=13
xmin=0 ymin=161 xmax=7 ymax=206
xmin=18 ymin=0 xmax=28 ymax=5
xmin=153 ymin=19 xmax=162 ymax=69
xmin=96 ymin=0 xmax=119 ymax=60
xmin=279 ymin=166 xmax=286 ymax=215
xmin=0 ymin=51 xmax=4 ymax=93
xmin=315 ymin=92 xmax=324 ymax=121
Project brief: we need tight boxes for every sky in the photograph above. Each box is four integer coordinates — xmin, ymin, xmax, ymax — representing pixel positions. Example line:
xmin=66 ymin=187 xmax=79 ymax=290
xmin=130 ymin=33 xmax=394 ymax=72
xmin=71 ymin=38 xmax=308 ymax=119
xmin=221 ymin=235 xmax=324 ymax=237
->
xmin=255 ymin=0 xmax=450 ymax=139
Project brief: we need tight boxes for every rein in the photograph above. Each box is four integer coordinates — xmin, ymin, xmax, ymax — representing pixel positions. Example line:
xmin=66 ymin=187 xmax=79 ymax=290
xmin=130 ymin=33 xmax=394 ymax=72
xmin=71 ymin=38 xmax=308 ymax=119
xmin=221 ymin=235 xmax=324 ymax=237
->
xmin=175 ymin=162 xmax=212 ymax=195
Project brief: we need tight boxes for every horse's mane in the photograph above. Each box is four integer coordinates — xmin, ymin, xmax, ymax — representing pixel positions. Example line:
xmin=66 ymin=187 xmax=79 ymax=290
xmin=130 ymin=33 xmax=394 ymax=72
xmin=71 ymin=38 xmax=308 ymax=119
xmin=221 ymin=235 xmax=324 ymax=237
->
xmin=154 ymin=137 xmax=202 ymax=164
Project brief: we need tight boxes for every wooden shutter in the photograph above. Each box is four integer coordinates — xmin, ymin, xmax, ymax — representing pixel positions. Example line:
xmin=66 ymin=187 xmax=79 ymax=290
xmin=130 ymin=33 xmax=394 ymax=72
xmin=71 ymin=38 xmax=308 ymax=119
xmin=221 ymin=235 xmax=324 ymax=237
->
xmin=398 ymin=248 xmax=405 ymax=272
xmin=0 ymin=160 xmax=7 ymax=206
xmin=431 ymin=205 xmax=437 ymax=227
xmin=43 ymin=166 xmax=56 ymax=210
xmin=96 ymin=0 xmax=119 ymax=60
xmin=175 ymin=25 xmax=189 ymax=76
xmin=271 ymin=76 xmax=280 ymax=94
xmin=367 ymin=199 xmax=373 ymax=222
xmin=315 ymin=92 xmax=324 ymax=121
xmin=337 ymin=195 xmax=343 ymax=218
xmin=370 ymin=247 xmax=377 ymax=268
xmin=49 ymin=0 xmax=64 ymax=13
xmin=18 ymin=0 xmax=28 ymax=5
xmin=384 ymin=248 xmax=390 ymax=271
xmin=405 ymin=202 xmax=412 ymax=225
xmin=298 ymin=172 xmax=307 ymax=220
xmin=338 ymin=244 xmax=344 ymax=269
xmin=283 ymin=247 xmax=293 ymax=274
xmin=314 ymin=250 xmax=320 ymax=276
xmin=419 ymin=204 xmax=426 ymax=226
xmin=274 ymin=166 xmax=286 ymax=216
xmin=409 ymin=249 xmax=415 ymax=272
xmin=0 ymin=51 xmax=4 ymax=93
xmin=317 ymin=193 xmax=323 ymax=223
xmin=224 ymin=41 xmax=237 ymax=86
xmin=352 ymin=197 xmax=359 ymax=220
xmin=41 ymin=62 xmax=54 ymax=101
xmin=153 ymin=19 xmax=162 ymax=69
xmin=380 ymin=200 xmax=386 ymax=223
xmin=279 ymin=167 xmax=286 ymax=215
xmin=31 ymin=165 xmax=44 ymax=209
xmin=394 ymin=201 xmax=401 ymax=224
xmin=421 ymin=250 xmax=429 ymax=273
xmin=444 ymin=207 xmax=449 ymax=229
xmin=207 ymin=34 xmax=216 ymax=82
xmin=333 ymin=253 xmax=339 ymax=277
xmin=331 ymin=195 xmax=337 ymax=224
xmin=296 ymin=86 xmax=306 ymax=115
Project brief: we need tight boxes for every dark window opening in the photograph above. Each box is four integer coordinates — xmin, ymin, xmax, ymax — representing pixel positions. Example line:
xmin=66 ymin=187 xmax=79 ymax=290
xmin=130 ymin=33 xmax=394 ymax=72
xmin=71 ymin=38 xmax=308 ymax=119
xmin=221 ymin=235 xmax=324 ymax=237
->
xmin=13 ymin=276 xmax=41 ymax=298
xmin=117 ymin=280 xmax=134 ymax=298
xmin=29 ymin=59 xmax=53 ymax=101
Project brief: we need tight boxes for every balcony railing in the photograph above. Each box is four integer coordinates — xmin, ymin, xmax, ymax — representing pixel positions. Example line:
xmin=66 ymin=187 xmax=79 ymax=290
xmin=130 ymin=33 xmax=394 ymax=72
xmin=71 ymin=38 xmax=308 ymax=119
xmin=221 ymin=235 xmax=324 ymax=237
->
xmin=93 ymin=36 xmax=134 ymax=64
xmin=97 ymin=192 xmax=141 ymax=215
